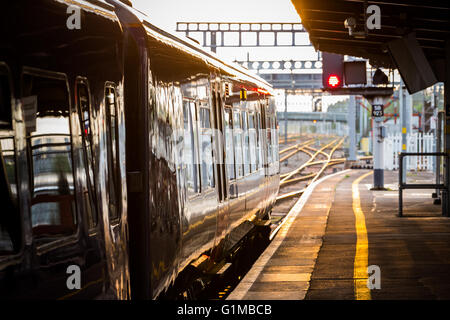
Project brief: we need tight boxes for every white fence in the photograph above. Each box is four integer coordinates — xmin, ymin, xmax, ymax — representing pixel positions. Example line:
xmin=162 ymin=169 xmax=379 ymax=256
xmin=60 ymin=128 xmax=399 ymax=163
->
xmin=384 ymin=133 xmax=436 ymax=171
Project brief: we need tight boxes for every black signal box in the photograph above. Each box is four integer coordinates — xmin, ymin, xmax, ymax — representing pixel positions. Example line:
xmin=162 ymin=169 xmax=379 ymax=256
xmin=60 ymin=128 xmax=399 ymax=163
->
xmin=344 ymin=60 xmax=367 ymax=85
xmin=322 ymin=52 xmax=344 ymax=89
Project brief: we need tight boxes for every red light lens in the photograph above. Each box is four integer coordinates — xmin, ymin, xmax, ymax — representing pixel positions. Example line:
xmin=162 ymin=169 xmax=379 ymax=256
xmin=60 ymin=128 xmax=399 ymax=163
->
xmin=256 ymin=88 xmax=270 ymax=95
xmin=327 ymin=75 xmax=341 ymax=88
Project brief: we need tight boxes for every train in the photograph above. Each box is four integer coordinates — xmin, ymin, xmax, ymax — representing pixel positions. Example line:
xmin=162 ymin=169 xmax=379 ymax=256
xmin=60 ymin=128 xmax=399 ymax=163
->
xmin=0 ymin=0 xmax=280 ymax=299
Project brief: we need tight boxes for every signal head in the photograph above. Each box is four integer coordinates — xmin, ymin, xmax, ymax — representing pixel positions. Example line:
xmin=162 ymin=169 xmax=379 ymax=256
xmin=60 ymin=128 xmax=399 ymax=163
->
xmin=327 ymin=74 xmax=341 ymax=88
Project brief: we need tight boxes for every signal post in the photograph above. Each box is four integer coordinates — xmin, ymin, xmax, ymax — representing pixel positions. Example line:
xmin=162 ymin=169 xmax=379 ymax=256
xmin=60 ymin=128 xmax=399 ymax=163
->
xmin=322 ymin=52 xmax=393 ymax=189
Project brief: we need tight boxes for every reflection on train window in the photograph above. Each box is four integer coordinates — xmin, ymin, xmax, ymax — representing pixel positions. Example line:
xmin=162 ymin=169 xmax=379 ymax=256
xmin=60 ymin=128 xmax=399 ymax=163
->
xmin=0 ymin=66 xmax=21 ymax=254
xmin=255 ymin=110 xmax=262 ymax=169
xmin=242 ymin=110 xmax=250 ymax=175
xmin=183 ymin=100 xmax=200 ymax=193
xmin=105 ymin=85 xmax=121 ymax=221
xmin=266 ymin=114 xmax=273 ymax=164
xmin=76 ymin=80 xmax=97 ymax=228
xmin=232 ymin=109 xmax=243 ymax=178
xmin=271 ymin=114 xmax=279 ymax=162
xmin=199 ymin=104 xmax=214 ymax=189
xmin=223 ymin=108 xmax=235 ymax=181
xmin=248 ymin=111 xmax=257 ymax=172
xmin=22 ymin=73 xmax=77 ymax=240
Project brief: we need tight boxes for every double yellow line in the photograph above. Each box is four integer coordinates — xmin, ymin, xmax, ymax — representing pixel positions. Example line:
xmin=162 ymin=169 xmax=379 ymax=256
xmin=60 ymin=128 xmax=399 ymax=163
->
xmin=352 ymin=171 xmax=373 ymax=300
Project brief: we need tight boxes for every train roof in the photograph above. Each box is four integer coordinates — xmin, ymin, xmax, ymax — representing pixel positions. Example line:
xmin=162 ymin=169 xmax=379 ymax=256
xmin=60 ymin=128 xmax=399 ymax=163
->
xmin=138 ymin=18 xmax=273 ymax=92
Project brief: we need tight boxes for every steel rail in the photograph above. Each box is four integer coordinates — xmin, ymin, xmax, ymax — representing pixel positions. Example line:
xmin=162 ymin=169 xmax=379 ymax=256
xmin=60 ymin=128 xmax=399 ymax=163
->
xmin=280 ymin=138 xmax=339 ymax=185
xmin=279 ymin=138 xmax=314 ymax=155
xmin=276 ymin=137 xmax=345 ymax=200
xmin=279 ymin=141 xmax=315 ymax=162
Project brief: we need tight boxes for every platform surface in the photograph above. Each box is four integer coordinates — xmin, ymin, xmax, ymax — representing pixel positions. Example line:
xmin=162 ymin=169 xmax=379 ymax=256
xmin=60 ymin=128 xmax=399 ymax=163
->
xmin=228 ymin=170 xmax=450 ymax=300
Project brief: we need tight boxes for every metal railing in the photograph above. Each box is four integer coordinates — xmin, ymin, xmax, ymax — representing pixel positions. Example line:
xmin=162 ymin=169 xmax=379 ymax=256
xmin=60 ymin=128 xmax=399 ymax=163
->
xmin=398 ymin=152 xmax=449 ymax=217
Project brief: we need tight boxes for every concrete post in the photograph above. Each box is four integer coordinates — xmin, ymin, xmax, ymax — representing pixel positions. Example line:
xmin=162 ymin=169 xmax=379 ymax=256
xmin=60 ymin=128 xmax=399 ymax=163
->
xmin=372 ymin=96 xmax=385 ymax=189
xmin=284 ymin=89 xmax=288 ymax=144
xmin=434 ymin=111 xmax=443 ymax=202
xmin=361 ymin=99 xmax=366 ymax=138
xmin=348 ymin=95 xmax=357 ymax=161
xmin=400 ymin=80 xmax=407 ymax=183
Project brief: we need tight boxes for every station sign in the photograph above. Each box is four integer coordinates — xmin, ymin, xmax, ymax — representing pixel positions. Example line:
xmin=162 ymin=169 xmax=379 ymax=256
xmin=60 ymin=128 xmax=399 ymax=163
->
xmin=372 ymin=104 xmax=384 ymax=118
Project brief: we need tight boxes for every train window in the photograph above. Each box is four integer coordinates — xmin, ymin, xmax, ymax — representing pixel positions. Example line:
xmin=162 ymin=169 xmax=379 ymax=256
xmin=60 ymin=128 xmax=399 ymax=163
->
xmin=183 ymin=100 xmax=200 ymax=193
xmin=232 ymin=109 xmax=244 ymax=178
xmin=22 ymin=72 xmax=77 ymax=241
xmin=0 ymin=65 xmax=21 ymax=254
xmin=248 ymin=112 xmax=257 ymax=172
xmin=199 ymin=104 xmax=214 ymax=189
xmin=76 ymin=79 xmax=97 ymax=228
xmin=255 ymin=110 xmax=262 ymax=169
xmin=271 ymin=115 xmax=279 ymax=163
xmin=242 ymin=111 xmax=250 ymax=175
xmin=266 ymin=114 xmax=273 ymax=164
xmin=223 ymin=108 xmax=235 ymax=181
xmin=105 ymin=85 xmax=121 ymax=221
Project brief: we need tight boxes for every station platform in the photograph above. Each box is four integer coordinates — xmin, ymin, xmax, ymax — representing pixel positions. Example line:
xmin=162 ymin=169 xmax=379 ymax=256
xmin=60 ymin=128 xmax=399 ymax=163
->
xmin=227 ymin=170 xmax=450 ymax=300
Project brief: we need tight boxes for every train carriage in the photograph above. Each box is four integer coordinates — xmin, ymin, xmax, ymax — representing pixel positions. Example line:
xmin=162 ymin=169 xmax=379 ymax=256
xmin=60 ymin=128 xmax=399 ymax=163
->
xmin=0 ymin=0 xmax=279 ymax=299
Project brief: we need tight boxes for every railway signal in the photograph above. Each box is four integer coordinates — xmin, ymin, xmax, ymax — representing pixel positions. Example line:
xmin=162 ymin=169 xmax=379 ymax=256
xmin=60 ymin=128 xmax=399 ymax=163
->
xmin=322 ymin=53 xmax=369 ymax=90
xmin=322 ymin=52 xmax=344 ymax=90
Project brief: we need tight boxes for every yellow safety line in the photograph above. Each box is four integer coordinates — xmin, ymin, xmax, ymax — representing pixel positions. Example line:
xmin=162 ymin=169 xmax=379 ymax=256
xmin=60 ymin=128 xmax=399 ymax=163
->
xmin=352 ymin=171 xmax=373 ymax=300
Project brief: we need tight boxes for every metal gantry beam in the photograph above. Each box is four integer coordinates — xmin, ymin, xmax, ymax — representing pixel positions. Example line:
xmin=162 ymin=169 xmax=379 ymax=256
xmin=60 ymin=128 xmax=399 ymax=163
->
xmin=174 ymin=21 xmax=323 ymax=91
xmin=258 ymin=73 xmax=322 ymax=90
xmin=175 ymin=22 xmax=312 ymax=49
xmin=276 ymin=111 xmax=348 ymax=122
xmin=233 ymin=60 xmax=323 ymax=71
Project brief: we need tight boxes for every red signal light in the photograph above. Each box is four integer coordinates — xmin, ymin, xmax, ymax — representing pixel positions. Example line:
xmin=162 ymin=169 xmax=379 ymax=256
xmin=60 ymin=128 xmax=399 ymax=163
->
xmin=327 ymin=74 xmax=341 ymax=88
xmin=255 ymin=88 xmax=271 ymax=95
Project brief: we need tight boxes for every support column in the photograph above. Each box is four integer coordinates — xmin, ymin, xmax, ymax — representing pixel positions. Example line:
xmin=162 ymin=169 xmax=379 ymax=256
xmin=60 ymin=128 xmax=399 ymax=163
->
xmin=434 ymin=111 xmax=444 ymax=203
xmin=372 ymin=96 xmax=385 ymax=190
xmin=211 ymin=31 xmax=217 ymax=53
xmin=400 ymin=80 xmax=407 ymax=183
xmin=443 ymin=40 xmax=450 ymax=216
xmin=284 ymin=89 xmax=288 ymax=144
xmin=361 ymin=98 xmax=366 ymax=137
xmin=358 ymin=97 xmax=363 ymax=143
xmin=348 ymin=95 xmax=357 ymax=161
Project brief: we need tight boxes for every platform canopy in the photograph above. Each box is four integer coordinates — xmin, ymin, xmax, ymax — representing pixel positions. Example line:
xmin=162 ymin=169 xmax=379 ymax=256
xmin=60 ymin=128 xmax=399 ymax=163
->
xmin=291 ymin=0 xmax=449 ymax=82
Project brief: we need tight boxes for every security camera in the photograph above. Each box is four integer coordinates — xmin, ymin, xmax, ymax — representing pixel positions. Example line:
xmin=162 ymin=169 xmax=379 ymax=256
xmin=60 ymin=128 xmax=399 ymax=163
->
xmin=344 ymin=17 xmax=366 ymax=38
xmin=344 ymin=17 xmax=357 ymax=29
xmin=344 ymin=17 xmax=357 ymax=36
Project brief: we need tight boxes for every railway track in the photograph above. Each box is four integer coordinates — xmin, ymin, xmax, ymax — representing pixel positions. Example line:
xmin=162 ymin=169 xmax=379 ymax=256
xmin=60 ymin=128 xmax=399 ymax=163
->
xmin=269 ymin=137 xmax=347 ymax=238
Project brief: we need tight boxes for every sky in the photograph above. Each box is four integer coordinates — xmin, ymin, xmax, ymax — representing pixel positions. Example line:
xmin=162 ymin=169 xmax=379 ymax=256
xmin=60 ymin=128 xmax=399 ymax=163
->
xmin=132 ymin=0 xmax=301 ymax=30
xmin=131 ymin=0 xmax=348 ymax=111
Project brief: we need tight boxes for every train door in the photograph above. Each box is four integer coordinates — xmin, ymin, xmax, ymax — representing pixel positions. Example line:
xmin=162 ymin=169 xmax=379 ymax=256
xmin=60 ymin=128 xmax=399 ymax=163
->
xmin=260 ymin=100 xmax=269 ymax=177
xmin=211 ymin=83 xmax=228 ymax=244
xmin=224 ymin=107 xmax=237 ymax=199
xmin=259 ymin=99 xmax=270 ymax=211
xmin=0 ymin=62 xmax=26 ymax=298
xmin=21 ymin=68 xmax=85 ymax=298
xmin=100 ymin=83 xmax=129 ymax=299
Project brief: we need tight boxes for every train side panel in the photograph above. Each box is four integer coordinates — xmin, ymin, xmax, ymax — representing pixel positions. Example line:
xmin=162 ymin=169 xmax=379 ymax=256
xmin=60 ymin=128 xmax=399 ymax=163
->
xmin=0 ymin=0 xmax=130 ymax=299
